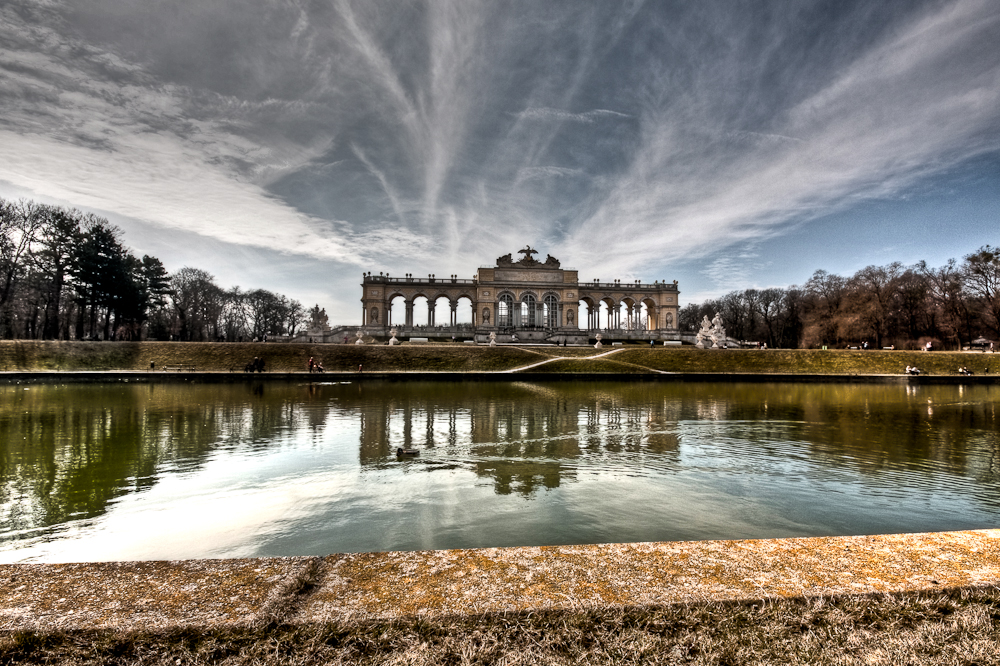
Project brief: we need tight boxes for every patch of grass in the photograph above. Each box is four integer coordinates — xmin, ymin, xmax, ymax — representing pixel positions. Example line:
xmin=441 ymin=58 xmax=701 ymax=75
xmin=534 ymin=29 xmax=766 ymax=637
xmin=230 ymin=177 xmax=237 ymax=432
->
xmin=0 ymin=341 xmax=547 ymax=373
xmin=519 ymin=358 xmax=656 ymax=373
xmin=618 ymin=348 xmax=1000 ymax=375
xmin=3 ymin=587 xmax=998 ymax=665
xmin=3 ymin=342 xmax=999 ymax=376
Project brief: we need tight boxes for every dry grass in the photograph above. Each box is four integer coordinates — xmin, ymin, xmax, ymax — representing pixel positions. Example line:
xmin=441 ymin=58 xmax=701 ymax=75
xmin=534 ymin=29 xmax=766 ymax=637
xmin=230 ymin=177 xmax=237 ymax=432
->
xmin=619 ymin=348 xmax=1000 ymax=376
xmin=517 ymin=358 xmax=656 ymax=373
xmin=0 ymin=341 xmax=545 ymax=373
xmin=2 ymin=341 xmax=999 ymax=376
xmin=3 ymin=587 xmax=998 ymax=665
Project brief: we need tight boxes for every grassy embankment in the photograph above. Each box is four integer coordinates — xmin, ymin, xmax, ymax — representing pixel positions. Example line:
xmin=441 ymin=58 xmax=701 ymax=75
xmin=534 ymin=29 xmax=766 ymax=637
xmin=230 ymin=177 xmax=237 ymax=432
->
xmin=0 ymin=341 xmax=544 ymax=373
xmin=614 ymin=347 xmax=1000 ymax=375
xmin=0 ymin=340 xmax=998 ymax=375
xmin=4 ymin=587 xmax=999 ymax=665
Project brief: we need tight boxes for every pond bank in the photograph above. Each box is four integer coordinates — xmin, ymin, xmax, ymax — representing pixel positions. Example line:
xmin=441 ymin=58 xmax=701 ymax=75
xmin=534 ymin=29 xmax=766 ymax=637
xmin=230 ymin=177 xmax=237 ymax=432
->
xmin=2 ymin=370 xmax=1000 ymax=385
xmin=2 ymin=531 xmax=998 ymax=663
xmin=2 ymin=340 xmax=999 ymax=376
xmin=3 ymin=530 xmax=997 ymax=631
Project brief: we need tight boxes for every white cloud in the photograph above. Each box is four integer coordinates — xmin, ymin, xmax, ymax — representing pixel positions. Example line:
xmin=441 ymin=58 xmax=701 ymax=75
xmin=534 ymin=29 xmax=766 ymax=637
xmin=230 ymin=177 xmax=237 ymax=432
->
xmin=517 ymin=107 xmax=631 ymax=123
xmin=1 ymin=0 xmax=998 ymax=303
xmin=559 ymin=0 xmax=1000 ymax=278
xmin=0 ymin=130 xmax=364 ymax=262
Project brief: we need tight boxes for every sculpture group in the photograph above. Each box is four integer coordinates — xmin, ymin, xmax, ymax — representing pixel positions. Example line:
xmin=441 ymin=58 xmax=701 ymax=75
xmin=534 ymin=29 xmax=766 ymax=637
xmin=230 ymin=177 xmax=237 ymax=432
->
xmin=695 ymin=314 xmax=727 ymax=349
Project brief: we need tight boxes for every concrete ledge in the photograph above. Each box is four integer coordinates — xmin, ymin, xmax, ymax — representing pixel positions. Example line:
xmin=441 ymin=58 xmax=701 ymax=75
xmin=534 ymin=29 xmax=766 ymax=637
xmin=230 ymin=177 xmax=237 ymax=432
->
xmin=2 ymin=371 xmax=999 ymax=384
xmin=300 ymin=530 xmax=1000 ymax=622
xmin=2 ymin=531 xmax=997 ymax=633
xmin=0 ymin=557 xmax=315 ymax=632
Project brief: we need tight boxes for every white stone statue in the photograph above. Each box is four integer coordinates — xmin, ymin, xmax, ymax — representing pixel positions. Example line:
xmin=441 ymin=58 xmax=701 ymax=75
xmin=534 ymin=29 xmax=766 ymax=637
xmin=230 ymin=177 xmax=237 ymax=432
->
xmin=388 ymin=328 xmax=399 ymax=345
xmin=488 ymin=331 xmax=497 ymax=346
xmin=710 ymin=313 xmax=726 ymax=349
xmin=695 ymin=316 xmax=712 ymax=349
xmin=594 ymin=333 xmax=603 ymax=349
xmin=355 ymin=330 xmax=364 ymax=345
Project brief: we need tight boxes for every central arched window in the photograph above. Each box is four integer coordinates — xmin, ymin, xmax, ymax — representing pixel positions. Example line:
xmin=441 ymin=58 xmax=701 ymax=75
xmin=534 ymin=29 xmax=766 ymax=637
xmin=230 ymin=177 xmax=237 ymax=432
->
xmin=498 ymin=293 xmax=514 ymax=327
xmin=544 ymin=294 xmax=558 ymax=328
xmin=521 ymin=294 xmax=537 ymax=327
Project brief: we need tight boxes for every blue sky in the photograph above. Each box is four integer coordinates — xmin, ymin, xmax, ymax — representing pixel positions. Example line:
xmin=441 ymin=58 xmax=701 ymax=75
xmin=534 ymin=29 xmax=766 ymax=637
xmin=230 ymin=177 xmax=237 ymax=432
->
xmin=2 ymin=0 xmax=998 ymax=322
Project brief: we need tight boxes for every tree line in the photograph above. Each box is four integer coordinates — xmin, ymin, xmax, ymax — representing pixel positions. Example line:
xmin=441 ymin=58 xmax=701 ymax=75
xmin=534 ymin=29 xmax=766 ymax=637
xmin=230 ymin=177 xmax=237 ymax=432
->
xmin=0 ymin=198 xmax=328 ymax=341
xmin=680 ymin=248 xmax=1000 ymax=349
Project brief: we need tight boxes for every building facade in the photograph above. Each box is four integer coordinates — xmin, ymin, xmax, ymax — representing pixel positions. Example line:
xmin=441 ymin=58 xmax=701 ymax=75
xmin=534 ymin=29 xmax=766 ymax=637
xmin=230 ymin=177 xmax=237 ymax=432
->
xmin=360 ymin=247 xmax=680 ymax=342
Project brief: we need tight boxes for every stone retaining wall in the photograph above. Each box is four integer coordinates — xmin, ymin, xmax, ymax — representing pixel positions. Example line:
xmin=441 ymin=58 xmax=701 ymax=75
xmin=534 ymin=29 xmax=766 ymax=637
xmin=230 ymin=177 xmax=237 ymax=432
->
xmin=3 ymin=530 xmax=997 ymax=633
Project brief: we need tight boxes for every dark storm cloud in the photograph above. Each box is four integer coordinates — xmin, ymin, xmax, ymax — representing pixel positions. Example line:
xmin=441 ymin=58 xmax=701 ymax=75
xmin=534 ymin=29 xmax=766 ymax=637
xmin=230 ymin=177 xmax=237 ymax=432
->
xmin=1 ymin=0 xmax=999 ymax=285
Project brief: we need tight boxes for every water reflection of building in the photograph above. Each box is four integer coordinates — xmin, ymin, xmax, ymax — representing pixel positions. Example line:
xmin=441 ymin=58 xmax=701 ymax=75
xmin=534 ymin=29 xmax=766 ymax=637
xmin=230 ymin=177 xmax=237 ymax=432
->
xmin=359 ymin=246 xmax=681 ymax=344
xmin=354 ymin=384 xmax=683 ymax=496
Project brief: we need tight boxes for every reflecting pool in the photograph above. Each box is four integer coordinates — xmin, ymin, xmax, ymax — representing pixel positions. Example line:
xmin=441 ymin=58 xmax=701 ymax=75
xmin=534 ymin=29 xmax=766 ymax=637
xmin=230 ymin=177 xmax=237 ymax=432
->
xmin=1 ymin=380 xmax=998 ymax=562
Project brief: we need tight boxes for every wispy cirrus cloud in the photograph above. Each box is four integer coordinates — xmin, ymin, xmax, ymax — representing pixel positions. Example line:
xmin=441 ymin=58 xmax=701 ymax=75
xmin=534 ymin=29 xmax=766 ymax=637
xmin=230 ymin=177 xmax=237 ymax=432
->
xmin=1 ymin=0 xmax=998 ymax=307
xmin=516 ymin=108 xmax=631 ymax=123
xmin=560 ymin=0 xmax=1000 ymax=276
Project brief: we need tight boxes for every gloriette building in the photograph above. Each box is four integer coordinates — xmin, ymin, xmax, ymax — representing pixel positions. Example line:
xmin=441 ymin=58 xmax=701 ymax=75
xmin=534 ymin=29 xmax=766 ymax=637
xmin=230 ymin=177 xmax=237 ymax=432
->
xmin=360 ymin=247 xmax=680 ymax=343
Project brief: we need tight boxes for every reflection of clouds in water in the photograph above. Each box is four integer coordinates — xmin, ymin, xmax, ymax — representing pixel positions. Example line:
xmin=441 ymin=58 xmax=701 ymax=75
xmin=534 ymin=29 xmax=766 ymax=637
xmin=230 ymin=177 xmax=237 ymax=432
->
xmin=1 ymin=451 xmax=359 ymax=563
xmin=3 ymin=381 xmax=1000 ymax=562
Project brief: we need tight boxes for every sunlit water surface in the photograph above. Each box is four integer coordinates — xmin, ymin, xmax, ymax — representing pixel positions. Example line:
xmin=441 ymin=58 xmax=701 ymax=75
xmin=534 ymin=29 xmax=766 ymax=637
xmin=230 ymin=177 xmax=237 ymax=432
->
xmin=1 ymin=380 xmax=998 ymax=562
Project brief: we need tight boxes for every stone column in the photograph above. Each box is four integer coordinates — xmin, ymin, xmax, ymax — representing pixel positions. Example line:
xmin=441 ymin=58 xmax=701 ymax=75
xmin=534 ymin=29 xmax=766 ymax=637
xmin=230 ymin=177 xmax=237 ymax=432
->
xmin=451 ymin=303 xmax=458 ymax=327
xmin=405 ymin=301 xmax=414 ymax=327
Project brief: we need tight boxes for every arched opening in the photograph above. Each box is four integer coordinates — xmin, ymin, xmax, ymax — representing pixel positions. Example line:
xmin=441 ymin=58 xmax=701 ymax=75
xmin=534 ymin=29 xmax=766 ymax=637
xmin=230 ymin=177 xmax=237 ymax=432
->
xmin=621 ymin=298 xmax=638 ymax=330
xmin=579 ymin=299 xmax=595 ymax=329
xmin=432 ymin=296 xmax=451 ymax=328
xmin=389 ymin=295 xmax=406 ymax=327
xmin=456 ymin=296 xmax=473 ymax=327
xmin=599 ymin=299 xmax=615 ymax=329
xmin=521 ymin=293 xmax=537 ymax=327
xmin=498 ymin=293 xmax=514 ymax=327
xmin=642 ymin=299 xmax=657 ymax=330
xmin=412 ymin=295 xmax=430 ymax=327
xmin=543 ymin=294 xmax=558 ymax=328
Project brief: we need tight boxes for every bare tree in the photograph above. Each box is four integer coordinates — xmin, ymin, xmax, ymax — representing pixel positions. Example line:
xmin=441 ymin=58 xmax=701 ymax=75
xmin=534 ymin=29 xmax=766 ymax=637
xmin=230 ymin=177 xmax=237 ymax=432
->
xmin=849 ymin=263 xmax=904 ymax=348
xmin=171 ymin=268 xmax=224 ymax=341
xmin=0 ymin=199 xmax=45 ymax=335
xmin=919 ymin=259 xmax=972 ymax=347
xmin=963 ymin=245 xmax=1000 ymax=338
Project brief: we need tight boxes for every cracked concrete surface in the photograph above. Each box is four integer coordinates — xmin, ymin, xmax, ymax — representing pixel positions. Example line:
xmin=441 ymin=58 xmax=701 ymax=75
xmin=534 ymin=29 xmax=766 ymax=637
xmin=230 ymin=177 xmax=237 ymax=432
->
xmin=2 ymin=530 xmax=998 ymax=632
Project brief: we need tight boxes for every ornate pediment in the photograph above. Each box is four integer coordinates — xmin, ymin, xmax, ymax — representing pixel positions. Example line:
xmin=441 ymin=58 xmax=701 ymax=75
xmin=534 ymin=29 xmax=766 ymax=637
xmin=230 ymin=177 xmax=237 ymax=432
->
xmin=496 ymin=246 xmax=561 ymax=269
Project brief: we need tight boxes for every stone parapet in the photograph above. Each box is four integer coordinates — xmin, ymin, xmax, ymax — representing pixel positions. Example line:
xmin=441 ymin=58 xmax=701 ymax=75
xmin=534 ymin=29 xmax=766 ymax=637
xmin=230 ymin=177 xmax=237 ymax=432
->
xmin=2 ymin=530 xmax=997 ymax=633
